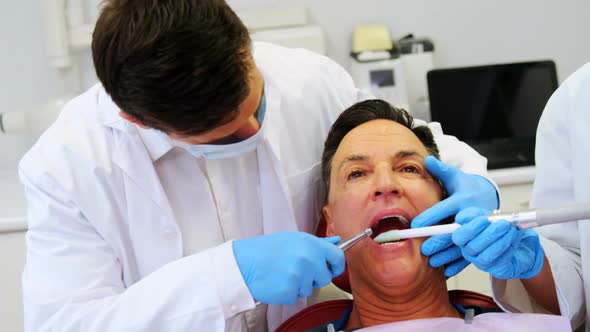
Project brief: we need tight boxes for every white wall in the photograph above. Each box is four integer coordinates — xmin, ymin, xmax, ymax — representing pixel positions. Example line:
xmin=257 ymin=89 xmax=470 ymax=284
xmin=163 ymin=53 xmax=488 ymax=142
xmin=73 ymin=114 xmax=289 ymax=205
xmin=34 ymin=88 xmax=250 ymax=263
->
xmin=0 ymin=1 xmax=88 ymax=169
xmin=0 ymin=1 xmax=88 ymax=113
xmin=2 ymin=1 xmax=588 ymax=128
xmin=229 ymin=0 xmax=590 ymax=82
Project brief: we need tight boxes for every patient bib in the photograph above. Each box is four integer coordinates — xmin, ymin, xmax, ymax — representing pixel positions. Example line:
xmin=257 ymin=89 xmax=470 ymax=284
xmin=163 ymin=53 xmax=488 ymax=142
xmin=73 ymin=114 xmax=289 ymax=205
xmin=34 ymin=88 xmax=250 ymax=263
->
xmin=359 ymin=313 xmax=571 ymax=332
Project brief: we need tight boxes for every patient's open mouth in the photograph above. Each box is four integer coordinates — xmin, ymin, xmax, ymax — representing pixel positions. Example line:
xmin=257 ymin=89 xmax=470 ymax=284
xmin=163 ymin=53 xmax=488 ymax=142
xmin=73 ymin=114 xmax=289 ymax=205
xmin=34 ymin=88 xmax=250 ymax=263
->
xmin=370 ymin=215 xmax=410 ymax=245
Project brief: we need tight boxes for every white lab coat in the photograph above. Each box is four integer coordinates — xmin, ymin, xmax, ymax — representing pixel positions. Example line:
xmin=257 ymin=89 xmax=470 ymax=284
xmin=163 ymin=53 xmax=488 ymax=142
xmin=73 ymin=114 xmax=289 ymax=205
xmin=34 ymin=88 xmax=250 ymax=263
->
xmin=20 ymin=42 xmax=490 ymax=332
xmin=491 ymin=62 xmax=590 ymax=331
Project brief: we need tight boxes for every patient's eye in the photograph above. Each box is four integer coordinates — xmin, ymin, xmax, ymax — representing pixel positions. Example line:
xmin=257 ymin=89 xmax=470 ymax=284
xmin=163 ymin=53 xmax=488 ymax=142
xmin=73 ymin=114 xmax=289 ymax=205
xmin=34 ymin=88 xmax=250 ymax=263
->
xmin=400 ymin=165 xmax=420 ymax=173
xmin=346 ymin=169 xmax=365 ymax=180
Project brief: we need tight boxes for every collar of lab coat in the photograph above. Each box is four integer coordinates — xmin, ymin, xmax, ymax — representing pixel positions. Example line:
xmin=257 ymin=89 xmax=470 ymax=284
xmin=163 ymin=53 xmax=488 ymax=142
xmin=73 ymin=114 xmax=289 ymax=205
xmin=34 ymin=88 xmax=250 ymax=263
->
xmin=96 ymin=88 xmax=176 ymax=162
xmin=96 ymin=82 xmax=282 ymax=163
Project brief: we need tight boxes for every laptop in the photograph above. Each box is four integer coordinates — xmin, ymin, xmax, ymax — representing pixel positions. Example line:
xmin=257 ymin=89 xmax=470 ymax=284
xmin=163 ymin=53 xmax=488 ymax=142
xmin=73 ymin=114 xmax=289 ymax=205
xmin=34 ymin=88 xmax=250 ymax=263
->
xmin=427 ymin=60 xmax=558 ymax=169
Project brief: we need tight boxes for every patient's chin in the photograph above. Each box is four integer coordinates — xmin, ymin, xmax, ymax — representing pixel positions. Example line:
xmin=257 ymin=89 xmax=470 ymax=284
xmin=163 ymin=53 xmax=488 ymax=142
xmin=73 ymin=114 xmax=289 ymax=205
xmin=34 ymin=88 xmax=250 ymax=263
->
xmin=373 ymin=242 xmax=427 ymax=283
xmin=347 ymin=237 xmax=434 ymax=292
xmin=368 ymin=259 xmax=425 ymax=289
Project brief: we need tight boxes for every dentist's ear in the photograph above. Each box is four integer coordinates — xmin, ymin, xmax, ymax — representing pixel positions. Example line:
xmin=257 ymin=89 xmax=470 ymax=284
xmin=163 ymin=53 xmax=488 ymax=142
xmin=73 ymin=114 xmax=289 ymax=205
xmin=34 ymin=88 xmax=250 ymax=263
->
xmin=322 ymin=205 xmax=336 ymax=237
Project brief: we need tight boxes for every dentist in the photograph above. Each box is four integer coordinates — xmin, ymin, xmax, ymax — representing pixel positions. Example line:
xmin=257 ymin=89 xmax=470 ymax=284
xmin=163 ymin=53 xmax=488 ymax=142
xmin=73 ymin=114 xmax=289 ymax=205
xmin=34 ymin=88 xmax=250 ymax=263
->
xmin=20 ymin=1 xmax=497 ymax=331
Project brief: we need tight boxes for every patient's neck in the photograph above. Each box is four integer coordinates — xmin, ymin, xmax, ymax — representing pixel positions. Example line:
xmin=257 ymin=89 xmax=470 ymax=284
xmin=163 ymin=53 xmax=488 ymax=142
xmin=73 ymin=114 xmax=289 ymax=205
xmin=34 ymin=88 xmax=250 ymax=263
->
xmin=346 ymin=268 xmax=461 ymax=329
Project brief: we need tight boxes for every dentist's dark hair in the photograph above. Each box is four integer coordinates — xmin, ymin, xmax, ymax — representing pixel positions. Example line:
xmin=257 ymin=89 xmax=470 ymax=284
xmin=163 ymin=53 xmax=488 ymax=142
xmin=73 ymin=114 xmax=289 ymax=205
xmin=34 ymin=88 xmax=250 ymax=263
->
xmin=92 ymin=0 xmax=252 ymax=135
xmin=321 ymin=99 xmax=440 ymax=198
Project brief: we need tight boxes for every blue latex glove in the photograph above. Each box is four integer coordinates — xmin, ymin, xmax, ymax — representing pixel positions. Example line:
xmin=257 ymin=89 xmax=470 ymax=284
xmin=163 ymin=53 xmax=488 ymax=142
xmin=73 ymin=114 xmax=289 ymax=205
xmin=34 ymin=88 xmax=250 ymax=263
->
xmin=452 ymin=207 xmax=545 ymax=279
xmin=233 ymin=232 xmax=345 ymax=305
xmin=413 ymin=156 xmax=499 ymax=277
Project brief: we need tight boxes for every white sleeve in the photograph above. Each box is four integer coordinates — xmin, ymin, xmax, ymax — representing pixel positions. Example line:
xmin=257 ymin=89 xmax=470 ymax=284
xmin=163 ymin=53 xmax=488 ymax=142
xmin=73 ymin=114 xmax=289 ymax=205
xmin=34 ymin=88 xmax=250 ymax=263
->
xmin=20 ymin=168 xmax=254 ymax=332
xmin=490 ymin=67 xmax=585 ymax=329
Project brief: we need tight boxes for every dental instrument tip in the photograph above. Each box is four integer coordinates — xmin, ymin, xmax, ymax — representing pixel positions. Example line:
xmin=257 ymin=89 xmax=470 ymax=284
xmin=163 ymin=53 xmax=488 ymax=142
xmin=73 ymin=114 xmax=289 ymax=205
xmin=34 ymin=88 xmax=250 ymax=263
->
xmin=337 ymin=228 xmax=373 ymax=252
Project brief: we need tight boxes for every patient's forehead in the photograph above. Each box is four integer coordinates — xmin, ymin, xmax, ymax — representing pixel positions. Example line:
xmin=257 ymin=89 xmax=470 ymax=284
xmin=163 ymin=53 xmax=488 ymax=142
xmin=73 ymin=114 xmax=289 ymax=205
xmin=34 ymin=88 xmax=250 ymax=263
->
xmin=333 ymin=119 xmax=428 ymax=163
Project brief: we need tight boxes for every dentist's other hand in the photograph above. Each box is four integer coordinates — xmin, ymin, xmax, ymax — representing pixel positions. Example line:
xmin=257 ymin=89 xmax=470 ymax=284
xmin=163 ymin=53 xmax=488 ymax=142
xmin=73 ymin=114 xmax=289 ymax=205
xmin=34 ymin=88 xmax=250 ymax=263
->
xmin=413 ymin=156 xmax=499 ymax=277
xmin=452 ymin=207 xmax=545 ymax=279
xmin=233 ymin=232 xmax=344 ymax=305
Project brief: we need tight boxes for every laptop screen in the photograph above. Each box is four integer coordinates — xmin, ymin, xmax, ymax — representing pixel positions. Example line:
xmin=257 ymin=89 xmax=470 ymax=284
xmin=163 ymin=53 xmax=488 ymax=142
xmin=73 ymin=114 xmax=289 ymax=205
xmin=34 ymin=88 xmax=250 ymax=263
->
xmin=427 ymin=61 xmax=558 ymax=144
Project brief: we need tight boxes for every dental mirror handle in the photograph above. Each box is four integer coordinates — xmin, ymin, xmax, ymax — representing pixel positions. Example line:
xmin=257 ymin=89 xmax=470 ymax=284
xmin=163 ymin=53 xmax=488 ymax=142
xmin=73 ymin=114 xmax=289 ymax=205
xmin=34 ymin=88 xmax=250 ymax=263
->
xmin=337 ymin=228 xmax=373 ymax=252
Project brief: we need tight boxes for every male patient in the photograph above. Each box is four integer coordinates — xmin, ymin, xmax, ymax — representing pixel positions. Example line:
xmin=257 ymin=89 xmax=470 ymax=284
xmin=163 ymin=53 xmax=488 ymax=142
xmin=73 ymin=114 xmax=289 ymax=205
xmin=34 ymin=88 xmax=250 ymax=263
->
xmin=309 ymin=99 xmax=569 ymax=331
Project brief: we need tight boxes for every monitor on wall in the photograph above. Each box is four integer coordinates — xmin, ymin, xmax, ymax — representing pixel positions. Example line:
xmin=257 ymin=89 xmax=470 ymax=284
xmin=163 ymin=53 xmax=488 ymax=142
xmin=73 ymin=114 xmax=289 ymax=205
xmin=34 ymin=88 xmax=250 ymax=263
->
xmin=427 ymin=60 xmax=558 ymax=169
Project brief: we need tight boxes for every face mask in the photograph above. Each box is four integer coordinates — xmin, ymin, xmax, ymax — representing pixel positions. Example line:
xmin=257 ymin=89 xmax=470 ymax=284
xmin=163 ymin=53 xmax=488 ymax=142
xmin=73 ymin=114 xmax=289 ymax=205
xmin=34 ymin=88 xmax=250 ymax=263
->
xmin=188 ymin=92 xmax=266 ymax=159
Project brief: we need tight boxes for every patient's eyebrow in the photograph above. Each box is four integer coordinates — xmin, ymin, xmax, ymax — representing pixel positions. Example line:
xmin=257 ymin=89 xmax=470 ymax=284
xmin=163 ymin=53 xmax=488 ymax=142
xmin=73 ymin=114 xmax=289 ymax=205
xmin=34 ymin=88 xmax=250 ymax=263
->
xmin=397 ymin=150 xmax=422 ymax=159
xmin=337 ymin=154 xmax=367 ymax=173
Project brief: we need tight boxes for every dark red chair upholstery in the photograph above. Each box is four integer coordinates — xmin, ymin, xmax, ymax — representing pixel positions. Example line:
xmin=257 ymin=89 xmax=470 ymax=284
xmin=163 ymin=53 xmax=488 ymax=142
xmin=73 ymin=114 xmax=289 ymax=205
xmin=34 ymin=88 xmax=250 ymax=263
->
xmin=316 ymin=214 xmax=351 ymax=292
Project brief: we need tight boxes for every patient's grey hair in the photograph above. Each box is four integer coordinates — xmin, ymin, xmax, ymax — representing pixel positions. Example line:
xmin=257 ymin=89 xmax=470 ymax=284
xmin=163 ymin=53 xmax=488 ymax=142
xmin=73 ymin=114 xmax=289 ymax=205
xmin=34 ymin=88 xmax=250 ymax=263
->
xmin=321 ymin=99 xmax=441 ymax=200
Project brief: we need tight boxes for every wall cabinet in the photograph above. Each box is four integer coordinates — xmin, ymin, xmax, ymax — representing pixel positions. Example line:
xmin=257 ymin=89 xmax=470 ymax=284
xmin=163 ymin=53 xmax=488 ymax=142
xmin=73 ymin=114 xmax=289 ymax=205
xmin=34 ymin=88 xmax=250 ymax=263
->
xmin=0 ymin=231 xmax=25 ymax=332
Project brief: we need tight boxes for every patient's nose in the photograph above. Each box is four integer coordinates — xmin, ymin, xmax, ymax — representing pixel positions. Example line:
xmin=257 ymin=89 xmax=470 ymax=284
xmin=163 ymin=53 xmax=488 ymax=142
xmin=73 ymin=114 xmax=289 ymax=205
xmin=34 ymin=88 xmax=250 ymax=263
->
xmin=372 ymin=168 xmax=403 ymax=200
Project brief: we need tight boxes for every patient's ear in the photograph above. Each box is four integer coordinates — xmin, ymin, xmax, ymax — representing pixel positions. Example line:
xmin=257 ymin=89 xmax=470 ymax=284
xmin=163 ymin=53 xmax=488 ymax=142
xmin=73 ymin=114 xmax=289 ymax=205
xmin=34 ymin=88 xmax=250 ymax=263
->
xmin=322 ymin=205 xmax=336 ymax=237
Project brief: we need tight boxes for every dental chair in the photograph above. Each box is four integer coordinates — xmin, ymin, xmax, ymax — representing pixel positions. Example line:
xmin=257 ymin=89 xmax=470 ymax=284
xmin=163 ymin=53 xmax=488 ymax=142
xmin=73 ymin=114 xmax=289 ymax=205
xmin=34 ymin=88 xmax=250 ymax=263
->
xmin=274 ymin=216 xmax=500 ymax=332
